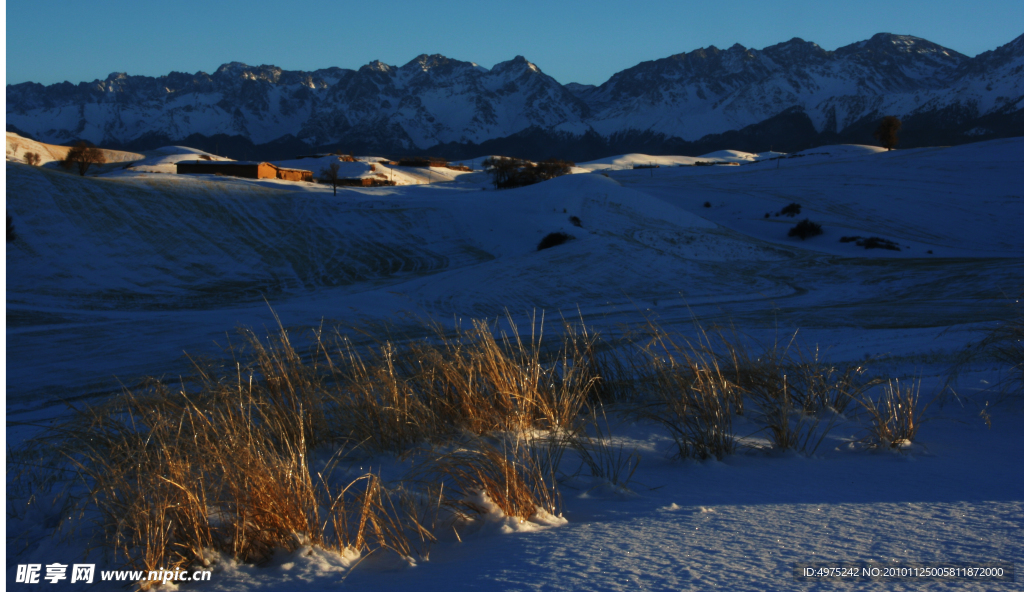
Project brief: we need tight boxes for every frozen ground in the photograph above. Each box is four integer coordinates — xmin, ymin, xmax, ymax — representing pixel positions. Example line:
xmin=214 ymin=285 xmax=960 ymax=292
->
xmin=5 ymin=137 xmax=1024 ymax=590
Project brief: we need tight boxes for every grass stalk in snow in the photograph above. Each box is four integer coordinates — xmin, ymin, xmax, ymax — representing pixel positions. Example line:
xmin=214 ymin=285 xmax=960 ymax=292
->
xmin=632 ymin=323 xmax=738 ymax=460
xmin=317 ymin=313 xmax=599 ymax=451
xmin=411 ymin=434 xmax=565 ymax=522
xmin=749 ymin=375 xmax=841 ymax=455
xmin=566 ymin=408 xmax=641 ymax=489
xmin=712 ymin=329 xmax=873 ymax=453
xmin=947 ymin=294 xmax=1024 ymax=406
xmin=785 ymin=346 xmax=880 ymax=415
xmin=859 ymin=379 xmax=927 ymax=449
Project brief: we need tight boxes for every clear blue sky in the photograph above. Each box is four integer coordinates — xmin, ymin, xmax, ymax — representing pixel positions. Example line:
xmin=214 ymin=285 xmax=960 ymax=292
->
xmin=5 ymin=0 xmax=1023 ymax=87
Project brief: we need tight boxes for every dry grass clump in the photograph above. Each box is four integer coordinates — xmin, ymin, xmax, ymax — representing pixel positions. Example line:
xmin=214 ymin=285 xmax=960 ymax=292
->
xmin=859 ymin=379 xmax=927 ymax=450
xmin=320 ymin=315 xmax=600 ymax=448
xmin=747 ymin=376 xmax=841 ymax=455
xmin=786 ymin=354 xmax=878 ymax=415
xmin=708 ymin=331 xmax=877 ymax=453
xmin=948 ymin=295 xmax=1024 ymax=405
xmin=738 ymin=339 xmax=880 ymax=416
xmin=566 ymin=410 xmax=640 ymax=489
xmin=980 ymin=303 xmax=1024 ymax=397
xmin=631 ymin=324 xmax=740 ymax=460
xmin=411 ymin=434 xmax=564 ymax=522
xmin=627 ymin=326 xmax=877 ymax=455
xmin=49 ymin=379 xmax=416 ymax=579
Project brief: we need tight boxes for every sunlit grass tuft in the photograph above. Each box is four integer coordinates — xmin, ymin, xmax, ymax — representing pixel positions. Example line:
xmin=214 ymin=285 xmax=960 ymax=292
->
xmin=858 ymin=379 xmax=928 ymax=450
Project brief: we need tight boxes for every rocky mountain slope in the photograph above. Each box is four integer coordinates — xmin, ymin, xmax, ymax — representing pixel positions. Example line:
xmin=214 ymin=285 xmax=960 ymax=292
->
xmin=7 ymin=32 xmax=1023 ymax=160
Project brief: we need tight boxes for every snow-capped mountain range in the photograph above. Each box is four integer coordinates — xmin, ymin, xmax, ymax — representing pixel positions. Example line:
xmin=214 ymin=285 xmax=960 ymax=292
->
xmin=7 ymin=32 xmax=1024 ymax=159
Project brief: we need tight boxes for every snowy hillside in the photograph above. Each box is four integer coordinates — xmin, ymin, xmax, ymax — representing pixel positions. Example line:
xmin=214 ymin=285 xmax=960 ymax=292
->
xmin=7 ymin=137 xmax=1024 ymax=403
xmin=6 ymin=138 xmax=1024 ymax=591
xmin=6 ymin=33 xmax=1023 ymax=158
xmin=5 ymin=132 xmax=143 ymax=166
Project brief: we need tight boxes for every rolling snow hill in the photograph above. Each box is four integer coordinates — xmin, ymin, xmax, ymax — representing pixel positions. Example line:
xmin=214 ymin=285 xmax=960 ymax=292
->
xmin=5 ymin=137 xmax=1024 ymax=591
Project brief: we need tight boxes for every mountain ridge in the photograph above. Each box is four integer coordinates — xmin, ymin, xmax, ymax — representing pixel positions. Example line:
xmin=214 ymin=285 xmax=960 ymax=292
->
xmin=7 ymin=32 xmax=1023 ymax=160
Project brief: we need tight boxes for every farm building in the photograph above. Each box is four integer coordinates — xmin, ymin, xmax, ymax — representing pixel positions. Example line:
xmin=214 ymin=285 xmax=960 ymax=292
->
xmin=176 ymin=161 xmax=313 ymax=182
xmin=333 ymin=177 xmax=397 ymax=187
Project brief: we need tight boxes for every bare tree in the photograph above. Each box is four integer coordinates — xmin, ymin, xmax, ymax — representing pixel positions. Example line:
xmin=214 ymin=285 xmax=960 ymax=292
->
xmin=482 ymin=156 xmax=527 ymax=189
xmin=874 ymin=116 xmax=902 ymax=151
xmin=534 ymin=158 xmax=574 ymax=181
xmin=482 ymin=156 xmax=573 ymax=189
xmin=320 ymin=162 xmax=341 ymax=195
xmin=61 ymin=141 xmax=106 ymax=176
xmin=24 ymin=152 xmax=41 ymax=166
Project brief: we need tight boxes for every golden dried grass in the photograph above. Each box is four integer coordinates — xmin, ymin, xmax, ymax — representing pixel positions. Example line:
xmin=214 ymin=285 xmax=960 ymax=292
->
xmin=10 ymin=310 xmax=898 ymax=579
xmin=859 ymin=379 xmax=928 ymax=450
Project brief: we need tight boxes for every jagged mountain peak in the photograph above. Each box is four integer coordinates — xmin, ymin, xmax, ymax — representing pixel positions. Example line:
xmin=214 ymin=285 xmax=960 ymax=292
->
xmin=403 ymin=54 xmax=450 ymax=71
xmin=1007 ymin=32 xmax=1024 ymax=55
xmin=838 ymin=33 xmax=966 ymax=61
xmin=211 ymin=63 xmax=289 ymax=86
xmin=396 ymin=54 xmax=488 ymax=81
xmin=362 ymin=60 xmax=393 ymax=73
xmin=977 ymin=32 xmax=1024 ymax=61
xmin=215 ymin=62 xmax=252 ymax=74
xmin=869 ymin=32 xmax=930 ymax=46
xmin=950 ymin=32 xmax=1024 ymax=78
xmin=492 ymin=55 xmax=544 ymax=75
xmin=764 ymin=37 xmax=825 ymax=54
xmin=691 ymin=46 xmax=720 ymax=57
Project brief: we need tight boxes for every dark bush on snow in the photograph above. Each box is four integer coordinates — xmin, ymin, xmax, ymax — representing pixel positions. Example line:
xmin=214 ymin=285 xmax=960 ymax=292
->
xmin=569 ymin=216 xmax=582 ymax=227
xmin=840 ymin=235 xmax=900 ymax=250
xmin=859 ymin=237 xmax=901 ymax=251
xmin=788 ymin=219 xmax=823 ymax=240
xmin=779 ymin=203 xmax=802 ymax=217
xmin=537 ymin=232 xmax=575 ymax=251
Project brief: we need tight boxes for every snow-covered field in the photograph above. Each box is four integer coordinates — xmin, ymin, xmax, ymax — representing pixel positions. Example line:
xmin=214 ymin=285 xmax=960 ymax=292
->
xmin=6 ymin=138 xmax=1023 ymax=590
